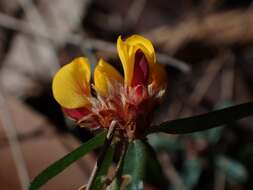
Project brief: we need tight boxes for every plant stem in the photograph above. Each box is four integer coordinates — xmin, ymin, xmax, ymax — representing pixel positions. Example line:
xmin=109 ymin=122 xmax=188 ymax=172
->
xmin=86 ymin=120 xmax=117 ymax=190
xmin=115 ymin=141 xmax=128 ymax=176
xmin=103 ymin=140 xmax=128 ymax=188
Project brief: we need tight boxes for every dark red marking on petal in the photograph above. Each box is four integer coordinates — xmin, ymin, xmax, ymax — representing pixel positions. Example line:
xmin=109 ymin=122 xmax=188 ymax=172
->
xmin=131 ymin=50 xmax=149 ymax=87
xmin=63 ymin=107 xmax=90 ymax=120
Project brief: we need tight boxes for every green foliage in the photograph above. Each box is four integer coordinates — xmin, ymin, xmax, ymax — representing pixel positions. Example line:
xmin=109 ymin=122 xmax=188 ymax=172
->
xmin=188 ymin=127 xmax=223 ymax=144
xmin=148 ymin=102 xmax=253 ymax=190
xmin=148 ymin=102 xmax=253 ymax=134
xmin=216 ymin=156 xmax=248 ymax=183
xmin=109 ymin=176 xmax=121 ymax=190
xmin=92 ymin=144 xmax=115 ymax=190
xmin=30 ymin=102 xmax=253 ymax=190
xmin=181 ymin=157 xmax=202 ymax=189
xmin=148 ymin=133 xmax=183 ymax=152
xmin=143 ymin=141 xmax=168 ymax=189
xmin=122 ymin=140 xmax=148 ymax=190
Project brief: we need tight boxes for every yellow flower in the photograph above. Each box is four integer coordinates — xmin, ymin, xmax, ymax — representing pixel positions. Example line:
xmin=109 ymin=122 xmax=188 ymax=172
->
xmin=52 ymin=34 xmax=167 ymax=138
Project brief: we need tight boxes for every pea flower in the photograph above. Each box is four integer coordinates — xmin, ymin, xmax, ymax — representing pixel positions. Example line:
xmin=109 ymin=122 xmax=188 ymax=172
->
xmin=52 ymin=35 xmax=167 ymax=139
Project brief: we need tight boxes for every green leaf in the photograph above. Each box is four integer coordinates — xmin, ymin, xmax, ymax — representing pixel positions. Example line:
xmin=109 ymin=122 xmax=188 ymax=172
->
xmin=187 ymin=101 xmax=234 ymax=144
xmin=143 ymin=141 xmax=168 ymax=189
xmin=92 ymin=144 xmax=115 ymax=190
xmin=148 ymin=133 xmax=183 ymax=152
xmin=188 ymin=127 xmax=223 ymax=145
xmin=148 ymin=102 xmax=253 ymax=134
xmin=109 ymin=141 xmax=166 ymax=190
xmin=216 ymin=156 xmax=248 ymax=183
xmin=29 ymin=131 xmax=107 ymax=190
xmin=122 ymin=140 xmax=148 ymax=190
xmin=181 ymin=158 xmax=202 ymax=189
xmin=109 ymin=176 xmax=121 ymax=190
xmin=239 ymin=144 xmax=253 ymax=173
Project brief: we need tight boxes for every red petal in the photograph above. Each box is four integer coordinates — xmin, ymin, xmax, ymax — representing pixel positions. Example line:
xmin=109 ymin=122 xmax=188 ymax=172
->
xmin=63 ymin=107 xmax=90 ymax=120
xmin=131 ymin=50 xmax=149 ymax=87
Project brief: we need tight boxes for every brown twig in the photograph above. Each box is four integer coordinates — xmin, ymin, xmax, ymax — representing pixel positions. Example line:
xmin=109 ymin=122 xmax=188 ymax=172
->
xmin=146 ymin=10 xmax=253 ymax=53
xmin=180 ymin=52 xmax=232 ymax=117
xmin=214 ymin=169 xmax=226 ymax=190
xmin=0 ymin=12 xmax=190 ymax=73
xmin=221 ymin=60 xmax=235 ymax=101
xmin=124 ymin=0 xmax=146 ymax=29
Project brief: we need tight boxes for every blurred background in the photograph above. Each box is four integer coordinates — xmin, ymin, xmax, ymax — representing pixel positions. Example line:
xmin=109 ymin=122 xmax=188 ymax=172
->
xmin=0 ymin=0 xmax=253 ymax=189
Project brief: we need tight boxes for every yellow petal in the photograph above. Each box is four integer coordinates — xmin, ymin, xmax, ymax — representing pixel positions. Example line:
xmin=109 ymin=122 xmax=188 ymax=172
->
xmin=125 ymin=34 xmax=156 ymax=63
xmin=94 ymin=59 xmax=123 ymax=96
xmin=150 ymin=63 xmax=167 ymax=88
xmin=52 ymin=57 xmax=91 ymax=109
xmin=117 ymin=36 xmax=133 ymax=86
xmin=117 ymin=35 xmax=157 ymax=86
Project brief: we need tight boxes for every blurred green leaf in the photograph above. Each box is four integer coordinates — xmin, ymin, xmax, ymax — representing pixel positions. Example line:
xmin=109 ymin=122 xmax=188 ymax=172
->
xmin=109 ymin=176 xmax=121 ymax=190
xmin=144 ymin=141 xmax=168 ymax=189
xmin=181 ymin=158 xmax=202 ymax=190
xmin=215 ymin=101 xmax=234 ymax=109
xmin=148 ymin=134 xmax=183 ymax=152
xmin=239 ymin=144 xmax=253 ymax=173
xmin=92 ymin=144 xmax=115 ymax=190
xmin=122 ymin=140 xmax=148 ymax=190
xmin=29 ymin=131 xmax=107 ymax=190
xmin=216 ymin=156 xmax=248 ymax=183
xmin=148 ymin=102 xmax=253 ymax=134
xmin=189 ymin=126 xmax=223 ymax=145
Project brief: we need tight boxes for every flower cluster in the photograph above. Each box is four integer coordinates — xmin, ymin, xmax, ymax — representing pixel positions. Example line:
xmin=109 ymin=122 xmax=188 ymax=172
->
xmin=52 ymin=35 xmax=167 ymax=139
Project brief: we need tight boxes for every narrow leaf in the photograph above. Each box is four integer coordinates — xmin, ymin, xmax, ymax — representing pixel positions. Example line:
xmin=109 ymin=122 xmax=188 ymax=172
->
xmin=148 ymin=133 xmax=183 ymax=152
xmin=122 ymin=140 xmax=148 ymax=190
xmin=181 ymin=157 xmax=202 ymax=189
xmin=148 ymin=102 xmax=253 ymax=134
xmin=92 ymin=144 xmax=115 ymax=190
xmin=29 ymin=131 xmax=107 ymax=190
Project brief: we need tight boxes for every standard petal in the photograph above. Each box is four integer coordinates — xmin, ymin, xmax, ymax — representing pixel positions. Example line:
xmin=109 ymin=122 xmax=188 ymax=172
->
xmin=94 ymin=59 xmax=123 ymax=96
xmin=52 ymin=57 xmax=91 ymax=109
xmin=117 ymin=36 xmax=134 ymax=85
xmin=125 ymin=34 xmax=156 ymax=64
